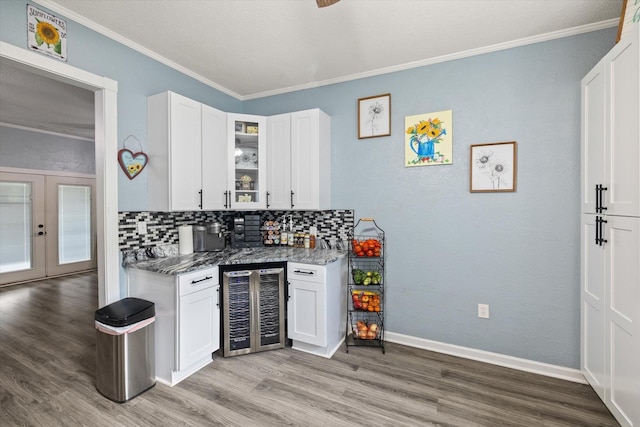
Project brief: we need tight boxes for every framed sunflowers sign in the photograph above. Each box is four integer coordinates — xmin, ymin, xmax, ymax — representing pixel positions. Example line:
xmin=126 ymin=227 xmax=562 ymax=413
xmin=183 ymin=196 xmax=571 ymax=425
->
xmin=27 ymin=4 xmax=67 ymax=61
xmin=404 ymin=110 xmax=453 ymax=167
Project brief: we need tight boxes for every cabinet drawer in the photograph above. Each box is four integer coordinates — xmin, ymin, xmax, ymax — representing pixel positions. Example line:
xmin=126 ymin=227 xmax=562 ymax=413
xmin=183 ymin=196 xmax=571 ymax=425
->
xmin=288 ymin=262 xmax=325 ymax=284
xmin=178 ymin=267 xmax=219 ymax=296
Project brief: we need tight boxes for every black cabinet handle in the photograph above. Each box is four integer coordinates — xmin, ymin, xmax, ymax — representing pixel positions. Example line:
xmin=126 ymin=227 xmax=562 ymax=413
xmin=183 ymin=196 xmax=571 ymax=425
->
xmin=228 ymin=191 xmax=232 ymax=209
xmin=595 ymin=216 xmax=600 ymax=245
xmin=198 ymin=189 xmax=203 ymax=209
xmin=600 ymin=218 xmax=608 ymax=246
xmin=266 ymin=191 xmax=270 ymax=209
xmin=191 ymin=276 xmax=213 ymax=284
xmin=223 ymin=191 xmax=229 ymax=209
xmin=595 ymin=185 xmax=600 ymax=213
xmin=600 ymin=184 xmax=607 ymax=213
xmin=290 ymin=191 xmax=295 ymax=209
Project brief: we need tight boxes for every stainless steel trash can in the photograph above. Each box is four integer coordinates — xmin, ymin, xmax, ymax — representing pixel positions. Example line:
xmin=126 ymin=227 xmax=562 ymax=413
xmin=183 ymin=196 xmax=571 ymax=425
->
xmin=95 ymin=297 xmax=156 ymax=402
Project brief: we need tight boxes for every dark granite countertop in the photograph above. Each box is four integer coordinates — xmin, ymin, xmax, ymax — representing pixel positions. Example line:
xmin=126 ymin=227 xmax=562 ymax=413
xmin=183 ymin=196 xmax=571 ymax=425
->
xmin=123 ymin=245 xmax=347 ymax=276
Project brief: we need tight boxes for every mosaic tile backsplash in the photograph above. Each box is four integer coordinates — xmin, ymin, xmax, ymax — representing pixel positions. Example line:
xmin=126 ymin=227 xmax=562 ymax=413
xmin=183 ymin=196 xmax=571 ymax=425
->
xmin=118 ymin=210 xmax=354 ymax=251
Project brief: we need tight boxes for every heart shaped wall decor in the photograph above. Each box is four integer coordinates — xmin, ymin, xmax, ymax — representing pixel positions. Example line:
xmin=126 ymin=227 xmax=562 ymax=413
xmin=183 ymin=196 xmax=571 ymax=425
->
xmin=118 ymin=148 xmax=148 ymax=180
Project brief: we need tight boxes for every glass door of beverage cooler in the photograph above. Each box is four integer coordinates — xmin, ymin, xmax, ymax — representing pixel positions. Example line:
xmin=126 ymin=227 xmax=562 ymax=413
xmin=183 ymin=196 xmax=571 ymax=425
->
xmin=222 ymin=270 xmax=252 ymax=356
xmin=228 ymin=114 xmax=266 ymax=210
xmin=256 ymin=267 xmax=285 ymax=351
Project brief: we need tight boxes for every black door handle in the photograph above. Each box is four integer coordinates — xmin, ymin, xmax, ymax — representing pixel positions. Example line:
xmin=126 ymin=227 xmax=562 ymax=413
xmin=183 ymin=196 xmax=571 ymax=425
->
xmin=266 ymin=191 xmax=270 ymax=209
xmin=198 ymin=189 xmax=203 ymax=209
xmin=224 ymin=191 xmax=228 ymax=209
xmin=290 ymin=191 xmax=295 ymax=209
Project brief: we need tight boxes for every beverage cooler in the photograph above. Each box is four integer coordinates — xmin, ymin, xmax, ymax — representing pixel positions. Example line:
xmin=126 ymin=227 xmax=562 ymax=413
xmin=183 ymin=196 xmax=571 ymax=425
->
xmin=220 ymin=263 xmax=286 ymax=357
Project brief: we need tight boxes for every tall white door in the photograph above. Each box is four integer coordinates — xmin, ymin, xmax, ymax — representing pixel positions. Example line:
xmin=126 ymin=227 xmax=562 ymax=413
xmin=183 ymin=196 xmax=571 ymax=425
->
xmin=0 ymin=172 xmax=46 ymax=284
xmin=0 ymin=172 xmax=96 ymax=285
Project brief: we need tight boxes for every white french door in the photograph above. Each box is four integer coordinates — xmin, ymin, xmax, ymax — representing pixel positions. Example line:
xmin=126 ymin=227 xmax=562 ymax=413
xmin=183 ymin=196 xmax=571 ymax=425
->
xmin=0 ymin=172 xmax=96 ymax=285
xmin=0 ymin=172 xmax=46 ymax=284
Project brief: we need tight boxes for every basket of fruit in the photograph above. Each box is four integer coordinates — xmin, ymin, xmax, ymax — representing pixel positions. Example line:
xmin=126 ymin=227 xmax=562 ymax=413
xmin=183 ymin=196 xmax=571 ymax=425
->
xmin=351 ymin=290 xmax=381 ymax=312
xmin=351 ymin=238 xmax=382 ymax=257
xmin=353 ymin=320 xmax=380 ymax=340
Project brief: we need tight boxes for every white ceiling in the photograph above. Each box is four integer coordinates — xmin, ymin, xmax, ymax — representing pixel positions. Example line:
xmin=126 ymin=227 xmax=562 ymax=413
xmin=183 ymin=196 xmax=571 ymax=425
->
xmin=0 ymin=0 xmax=623 ymax=139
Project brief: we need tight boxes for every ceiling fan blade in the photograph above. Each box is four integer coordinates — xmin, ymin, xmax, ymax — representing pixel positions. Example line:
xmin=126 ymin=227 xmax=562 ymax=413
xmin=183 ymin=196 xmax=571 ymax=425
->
xmin=316 ymin=0 xmax=340 ymax=7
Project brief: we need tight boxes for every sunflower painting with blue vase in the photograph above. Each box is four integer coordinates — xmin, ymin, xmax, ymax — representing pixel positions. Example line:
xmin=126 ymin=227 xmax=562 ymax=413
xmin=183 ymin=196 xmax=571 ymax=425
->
xmin=404 ymin=110 xmax=453 ymax=167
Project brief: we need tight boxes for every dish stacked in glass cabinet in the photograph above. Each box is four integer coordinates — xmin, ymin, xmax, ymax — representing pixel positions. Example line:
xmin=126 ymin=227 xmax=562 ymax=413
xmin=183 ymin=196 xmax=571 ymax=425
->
xmin=346 ymin=218 xmax=385 ymax=353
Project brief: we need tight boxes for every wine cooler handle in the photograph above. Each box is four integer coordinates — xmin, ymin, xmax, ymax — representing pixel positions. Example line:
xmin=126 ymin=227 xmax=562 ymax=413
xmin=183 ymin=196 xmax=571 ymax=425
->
xmin=216 ymin=287 xmax=220 ymax=307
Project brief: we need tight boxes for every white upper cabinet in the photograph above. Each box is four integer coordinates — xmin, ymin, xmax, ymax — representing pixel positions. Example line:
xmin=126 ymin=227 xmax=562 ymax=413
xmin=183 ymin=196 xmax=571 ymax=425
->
xmin=148 ymin=92 xmax=331 ymax=212
xmin=147 ymin=91 xmax=226 ymax=211
xmin=227 ymin=114 xmax=267 ymax=210
xmin=266 ymin=109 xmax=331 ymax=210
xmin=582 ymin=30 xmax=640 ymax=216
xmin=201 ymin=104 xmax=228 ymax=210
xmin=266 ymin=113 xmax=292 ymax=210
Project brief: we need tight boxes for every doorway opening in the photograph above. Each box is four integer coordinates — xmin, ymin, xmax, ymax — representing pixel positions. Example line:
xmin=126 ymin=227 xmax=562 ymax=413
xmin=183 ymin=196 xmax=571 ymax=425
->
xmin=1 ymin=41 xmax=119 ymax=307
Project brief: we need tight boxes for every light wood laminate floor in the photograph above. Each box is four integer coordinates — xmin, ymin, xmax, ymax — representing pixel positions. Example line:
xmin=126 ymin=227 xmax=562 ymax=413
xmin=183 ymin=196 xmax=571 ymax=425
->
xmin=0 ymin=272 xmax=619 ymax=426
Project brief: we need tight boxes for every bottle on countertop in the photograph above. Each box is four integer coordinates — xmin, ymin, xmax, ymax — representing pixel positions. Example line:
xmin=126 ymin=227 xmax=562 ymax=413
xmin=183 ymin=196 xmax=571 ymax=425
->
xmin=280 ymin=224 xmax=288 ymax=246
xmin=304 ymin=233 xmax=310 ymax=249
xmin=309 ymin=233 xmax=316 ymax=249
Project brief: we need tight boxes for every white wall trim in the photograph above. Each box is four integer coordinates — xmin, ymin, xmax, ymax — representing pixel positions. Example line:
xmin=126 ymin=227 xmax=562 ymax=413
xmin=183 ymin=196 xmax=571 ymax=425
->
xmin=385 ymin=331 xmax=587 ymax=384
xmin=35 ymin=0 xmax=618 ymax=101
xmin=0 ymin=40 xmax=119 ymax=308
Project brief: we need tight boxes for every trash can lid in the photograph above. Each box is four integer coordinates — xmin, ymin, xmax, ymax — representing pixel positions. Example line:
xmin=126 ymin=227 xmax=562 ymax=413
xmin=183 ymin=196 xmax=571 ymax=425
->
xmin=95 ymin=297 xmax=155 ymax=327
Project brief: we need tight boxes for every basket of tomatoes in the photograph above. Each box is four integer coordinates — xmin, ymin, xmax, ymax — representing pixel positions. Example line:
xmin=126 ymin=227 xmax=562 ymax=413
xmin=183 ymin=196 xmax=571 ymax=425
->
xmin=351 ymin=238 xmax=382 ymax=257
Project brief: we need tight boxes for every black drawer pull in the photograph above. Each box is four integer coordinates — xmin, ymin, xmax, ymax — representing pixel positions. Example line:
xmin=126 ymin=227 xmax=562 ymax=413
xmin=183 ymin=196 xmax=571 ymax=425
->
xmin=191 ymin=276 xmax=213 ymax=284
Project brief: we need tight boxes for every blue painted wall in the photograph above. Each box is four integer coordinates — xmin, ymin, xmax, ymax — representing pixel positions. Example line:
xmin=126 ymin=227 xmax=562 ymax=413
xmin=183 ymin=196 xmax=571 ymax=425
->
xmin=1 ymin=0 xmax=617 ymax=368
xmin=244 ymin=29 xmax=616 ymax=368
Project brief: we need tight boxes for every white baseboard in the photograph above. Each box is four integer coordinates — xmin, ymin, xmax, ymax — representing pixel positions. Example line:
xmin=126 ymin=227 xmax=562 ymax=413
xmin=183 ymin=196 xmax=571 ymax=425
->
xmin=385 ymin=331 xmax=587 ymax=384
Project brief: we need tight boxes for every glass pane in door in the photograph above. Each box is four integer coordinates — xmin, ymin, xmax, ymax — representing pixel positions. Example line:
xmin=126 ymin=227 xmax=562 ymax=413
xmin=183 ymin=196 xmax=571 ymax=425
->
xmin=58 ymin=184 xmax=91 ymax=264
xmin=0 ymin=182 xmax=32 ymax=273
xmin=234 ymin=120 xmax=260 ymax=204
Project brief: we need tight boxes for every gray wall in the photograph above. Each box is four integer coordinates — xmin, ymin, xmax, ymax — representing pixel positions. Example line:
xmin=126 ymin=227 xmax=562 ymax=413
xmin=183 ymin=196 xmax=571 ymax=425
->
xmin=0 ymin=0 xmax=617 ymax=369
xmin=0 ymin=126 xmax=95 ymax=174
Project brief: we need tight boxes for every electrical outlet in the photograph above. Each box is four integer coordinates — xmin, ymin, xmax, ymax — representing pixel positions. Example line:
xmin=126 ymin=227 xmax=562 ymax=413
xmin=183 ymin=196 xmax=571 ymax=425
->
xmin=137 ymin=221 xmax=147 ymax=235
xmin=478 ymin=303 xmax=490 ymax=319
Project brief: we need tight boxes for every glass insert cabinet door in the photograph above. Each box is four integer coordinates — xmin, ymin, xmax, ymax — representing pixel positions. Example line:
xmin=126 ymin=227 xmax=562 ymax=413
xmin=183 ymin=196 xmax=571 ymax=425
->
xmin=228 ymin=114 xmax=266 ymax=209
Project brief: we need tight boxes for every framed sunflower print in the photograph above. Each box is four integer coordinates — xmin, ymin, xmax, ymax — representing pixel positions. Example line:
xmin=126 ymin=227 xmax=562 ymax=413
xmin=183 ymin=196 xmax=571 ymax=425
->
xmin=470 ymin=141 xmax=517 ymax=192
xmin=358 ymin=94 xmax=391 ymax=139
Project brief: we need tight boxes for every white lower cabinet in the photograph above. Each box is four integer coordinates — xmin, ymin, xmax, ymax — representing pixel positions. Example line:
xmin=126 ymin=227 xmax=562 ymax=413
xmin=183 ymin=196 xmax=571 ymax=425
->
xmin=581 ymin=214 xmax=640 ymax=426
xmin=287 ymin=258 xmax=347 ymax=358
xmin=128 ymin=267 xmax=220 ymax=386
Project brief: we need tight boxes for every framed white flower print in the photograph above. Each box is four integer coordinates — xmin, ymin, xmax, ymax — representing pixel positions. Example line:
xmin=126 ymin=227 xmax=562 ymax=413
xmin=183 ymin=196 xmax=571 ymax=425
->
xmin=470 ymin=141 xmax=517 ymax=192
xmin=358 ymin=93 xmax=391 ymax=139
